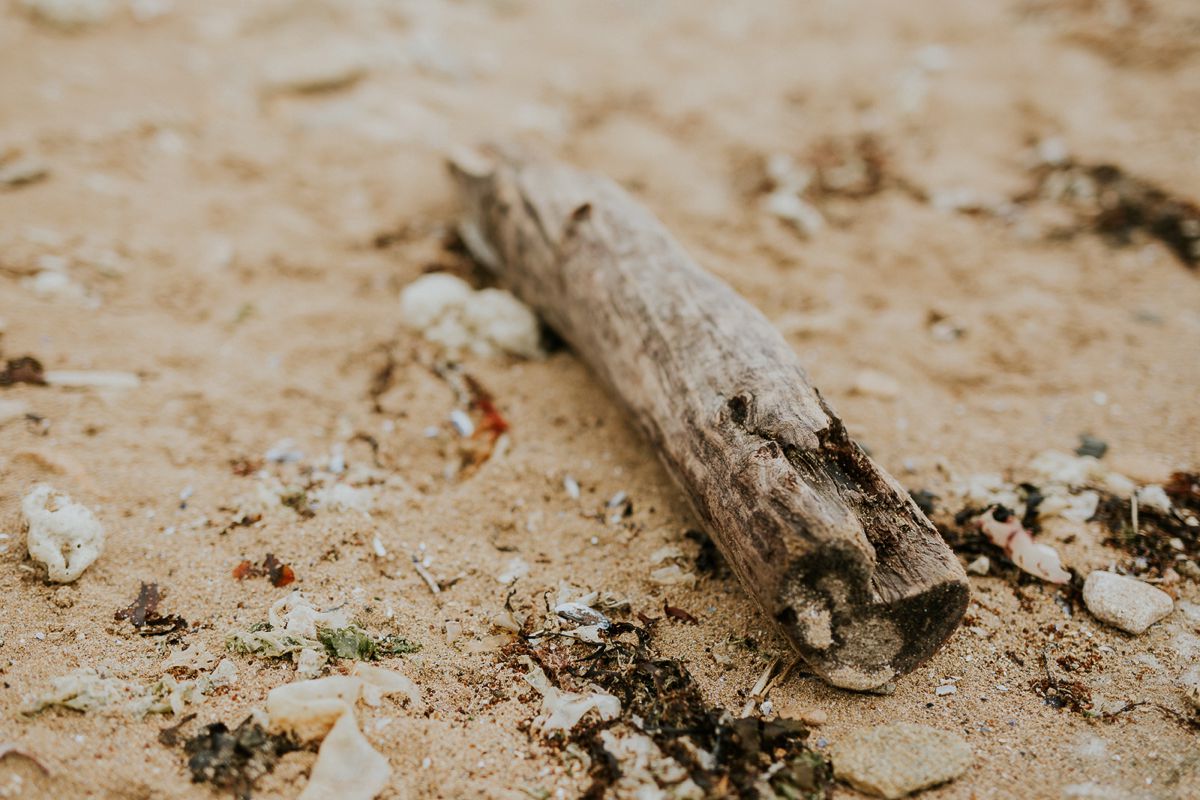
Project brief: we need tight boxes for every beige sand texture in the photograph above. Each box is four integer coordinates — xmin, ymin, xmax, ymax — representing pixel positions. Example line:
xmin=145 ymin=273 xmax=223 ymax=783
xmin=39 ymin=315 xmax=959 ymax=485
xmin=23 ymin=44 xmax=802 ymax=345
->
xmin=1 ymin=1 xmax=1199 ymax=798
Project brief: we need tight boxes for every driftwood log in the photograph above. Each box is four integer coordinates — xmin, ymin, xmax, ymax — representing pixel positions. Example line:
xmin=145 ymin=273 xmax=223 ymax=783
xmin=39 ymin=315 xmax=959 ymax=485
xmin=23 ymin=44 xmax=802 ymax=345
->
xmin=449 ymin=148 xmax=969 ymax=690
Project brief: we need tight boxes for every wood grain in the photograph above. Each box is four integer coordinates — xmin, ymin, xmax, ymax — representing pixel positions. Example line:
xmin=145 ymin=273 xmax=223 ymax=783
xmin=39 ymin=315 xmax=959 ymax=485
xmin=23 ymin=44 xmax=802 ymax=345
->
xmin=449 ymin=148 xmax=969 ymax=690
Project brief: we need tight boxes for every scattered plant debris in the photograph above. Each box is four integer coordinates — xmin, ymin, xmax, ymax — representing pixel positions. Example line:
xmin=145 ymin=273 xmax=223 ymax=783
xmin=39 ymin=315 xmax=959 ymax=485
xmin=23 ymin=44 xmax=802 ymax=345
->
xmin=115 ymin=582 xmax=189 ymax=636
xmin=433 ymin=363 xmax=512 ymax=474
xmin=512 ymin=621 xmax=832 ymax=798
xmin=1094 ymin=471 xmax=1200 ymax=578
xmin=316 ymin=625 xmax=382 ymax=661
xmin=923 ymin=450 xmax=1192 ymax=584
xmin=1023 ymin=158 xmax=1200 ymax=269
xmin=232 ymin=553 xmax=296 ymax=587
xmin=183 ymin=717 xmax=299 ymax=800
xmin=229 ymin=457 xmax=263 ymax=477
xmin=0 ymin=355 xmax=46 ymax=386
xmin=1033 ymin=649 xmax=1093 ymax=715
xmin=662 ymin=600 xmax=699 ymax=625
xmin=279 ymin=487 xmax=317 ymax=519
xmin=227 ymin=593 xmax=420 ymax=677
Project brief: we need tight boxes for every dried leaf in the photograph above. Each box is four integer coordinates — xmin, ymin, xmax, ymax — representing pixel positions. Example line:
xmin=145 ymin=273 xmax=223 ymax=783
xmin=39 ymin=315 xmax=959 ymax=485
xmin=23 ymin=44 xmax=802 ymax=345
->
xmin=115 ymin=582 xmax=188 ymax=636
xmin=0 ymin=355 xmax=46 ymax=387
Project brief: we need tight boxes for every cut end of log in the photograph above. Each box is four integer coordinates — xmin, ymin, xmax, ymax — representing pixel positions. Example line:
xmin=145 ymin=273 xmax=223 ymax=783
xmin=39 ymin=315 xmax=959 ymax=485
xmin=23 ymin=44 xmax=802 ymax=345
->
xmin=778 ymin=559 xmax=969 ymax=689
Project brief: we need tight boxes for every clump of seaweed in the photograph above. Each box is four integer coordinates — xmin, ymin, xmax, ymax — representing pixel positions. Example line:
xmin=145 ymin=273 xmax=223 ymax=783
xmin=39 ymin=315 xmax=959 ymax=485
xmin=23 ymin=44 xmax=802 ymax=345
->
xmin=115 ymin=582 xmax=189 ymax=637
xmin=514 ymin=622 xmax=832 ymax=799
xmin=1025 ymin=159 xmax=1200 ymax=269
xmin=180 ymin=717 xmax=299 ymax=800
xmin=1094 ymin=471 xmax=1200 ymax=579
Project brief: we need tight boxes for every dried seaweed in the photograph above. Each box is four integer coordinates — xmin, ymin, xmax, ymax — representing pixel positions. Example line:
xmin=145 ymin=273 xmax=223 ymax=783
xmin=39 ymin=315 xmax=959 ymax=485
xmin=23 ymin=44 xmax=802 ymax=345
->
xmin=1094 ymin=471 xmax=1200 ymax=578
xmin=316 ymin=625 xmax=379 ymax=660
xmin=0 ymin=355 xmax=46 ymax=387
xmin=1027 ymin=161 xmax=1200 ymax=268
xmin=115 ymin=582 xmax=188 ymax=636
xmin=377 ymin=633 xmax=422 ymax=656
xmin=182 ymin=717 xmax=299 ymax=800
xmin=518 ymin=625 xmax=832 ymax=799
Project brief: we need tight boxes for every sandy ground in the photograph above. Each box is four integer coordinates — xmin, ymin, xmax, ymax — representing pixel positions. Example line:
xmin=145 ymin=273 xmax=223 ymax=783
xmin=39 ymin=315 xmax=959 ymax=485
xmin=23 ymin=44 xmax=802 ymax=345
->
xmin=2 ymin=1 xmax=1199 ymax=798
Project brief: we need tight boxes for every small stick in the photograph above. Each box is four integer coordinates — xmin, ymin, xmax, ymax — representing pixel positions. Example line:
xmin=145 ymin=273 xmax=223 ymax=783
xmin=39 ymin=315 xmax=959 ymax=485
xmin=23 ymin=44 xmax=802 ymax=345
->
xmin=449 ymin=147 xmax=968 ymax=690
xmin=412 ymin=556 xmax=441 ymax=595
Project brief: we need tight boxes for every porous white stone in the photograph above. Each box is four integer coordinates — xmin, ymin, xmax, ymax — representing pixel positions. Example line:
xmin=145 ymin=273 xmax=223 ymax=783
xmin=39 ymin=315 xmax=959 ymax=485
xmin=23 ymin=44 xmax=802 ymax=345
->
xmin=1083 ymin=571 xmax=1173 ymax=634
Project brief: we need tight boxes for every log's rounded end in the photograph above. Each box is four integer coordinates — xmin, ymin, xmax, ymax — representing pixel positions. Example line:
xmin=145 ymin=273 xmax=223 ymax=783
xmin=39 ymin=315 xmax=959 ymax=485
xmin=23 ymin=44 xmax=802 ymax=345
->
xmin=777 ymin=552 xmax=970 ymax=691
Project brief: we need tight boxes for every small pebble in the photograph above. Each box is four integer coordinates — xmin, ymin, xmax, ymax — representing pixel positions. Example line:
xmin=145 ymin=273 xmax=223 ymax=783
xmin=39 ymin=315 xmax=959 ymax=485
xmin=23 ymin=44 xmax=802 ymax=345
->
xmin=1083 ymin=570 xmax=1173 ymax=634
xmin=935 ymin=684 xmax=957 ymax=696
xmin=966 ymin=555 xmax=990 ymax=576
xmin=563 ymin=475 xmax=580 ymax=500
xmin=832 ymin=722 xmax=972 ymax=799
xmin=449 ymin=409 xmax=474 ymax=437
xmin=1075 ymin=434 xmax=1108 ymax=459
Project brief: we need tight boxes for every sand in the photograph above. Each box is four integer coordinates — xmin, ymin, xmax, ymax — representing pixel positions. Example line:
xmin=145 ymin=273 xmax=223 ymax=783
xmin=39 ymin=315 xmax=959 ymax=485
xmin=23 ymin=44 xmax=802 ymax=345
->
xmin=1 ymin=1 xmax=1198 ymax=798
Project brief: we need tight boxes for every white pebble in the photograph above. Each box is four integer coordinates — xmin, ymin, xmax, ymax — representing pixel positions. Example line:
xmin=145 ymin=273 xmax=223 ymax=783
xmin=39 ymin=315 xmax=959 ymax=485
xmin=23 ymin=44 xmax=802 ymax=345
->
xmin=449 ymin=409 xmax=474 ymax=437
xmin=1083 ymin=571 xmax=1173 ymax=634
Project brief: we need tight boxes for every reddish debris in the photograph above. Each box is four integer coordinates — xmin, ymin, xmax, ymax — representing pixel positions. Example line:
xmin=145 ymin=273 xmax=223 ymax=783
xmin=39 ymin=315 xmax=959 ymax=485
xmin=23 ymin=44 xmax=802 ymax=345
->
xmin=663 ymin=600 xmax=699 ymax=625
xmin=232 ymin=553 xmax=296 ymax=587
xmin=115 ymin=582 xmax=188 ymax=636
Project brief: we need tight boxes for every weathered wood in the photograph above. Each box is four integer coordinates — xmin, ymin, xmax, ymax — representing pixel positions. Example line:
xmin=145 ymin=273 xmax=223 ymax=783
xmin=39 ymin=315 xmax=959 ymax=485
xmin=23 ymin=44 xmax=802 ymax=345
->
xmin=449 ymin=148 xmax=969 ymax=690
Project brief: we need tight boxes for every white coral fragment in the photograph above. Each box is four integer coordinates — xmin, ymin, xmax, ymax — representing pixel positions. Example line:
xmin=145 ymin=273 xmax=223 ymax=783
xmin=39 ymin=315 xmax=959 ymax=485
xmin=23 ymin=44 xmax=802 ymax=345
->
xmin=269 ymin=592 xmax=350 ymax=639
xmin=266 ymin=666 xmax=420 ymax=742
xmin=22 ymin=484 xmax=105 ymax=582
xmin=23 ymin=668 xmax=142 ymax=715
xmin=400 ymin=273 xmax=542 ymax=358
xmin=24 ymin=667 xmax=211 ymax=717
xmin=524 ymin=665 xmax=620 ymax=732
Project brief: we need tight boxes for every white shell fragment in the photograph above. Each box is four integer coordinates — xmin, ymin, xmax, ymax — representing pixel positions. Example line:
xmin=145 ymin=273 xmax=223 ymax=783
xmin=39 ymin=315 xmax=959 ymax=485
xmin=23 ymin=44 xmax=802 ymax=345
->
xmin=1083 ymin=571 xmax=1174 ymax=635
xmin=22 ymin=484 xmax=106 ymax=582
xmin=267 ymin=665 xmax=419 ymax=800
xmin=400 ymin=273 xmax=542 ymax=359
xmin=297 ymin=712 xmax=391 ymax=800
xmin=977 ymin=507 xmax=1070 ymax=584
xmin=269 ymin=592 xmax=350 ymax=639
xmin=554 ymin=602 xmax=611 ymax=630
xmin=524 ymin=665 xmax=620 ymax=732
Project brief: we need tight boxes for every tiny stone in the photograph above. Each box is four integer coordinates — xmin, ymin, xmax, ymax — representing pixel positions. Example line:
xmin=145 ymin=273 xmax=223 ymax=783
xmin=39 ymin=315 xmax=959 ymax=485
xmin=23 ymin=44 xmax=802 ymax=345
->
xmin=1083 ymin=571 xmax=1173 ymax=634
xmin=966 ymin=555 xmax=990 ymax=576
xmin=832 ymin=722 xmax=972 ymax=799
xmin=798 ymin=708 xmax=827 ymax=726
xmin=1075 ymin=434 xmax=1108 ymax=459
xmin=935 ymin=684 xmax=957 ymax=696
